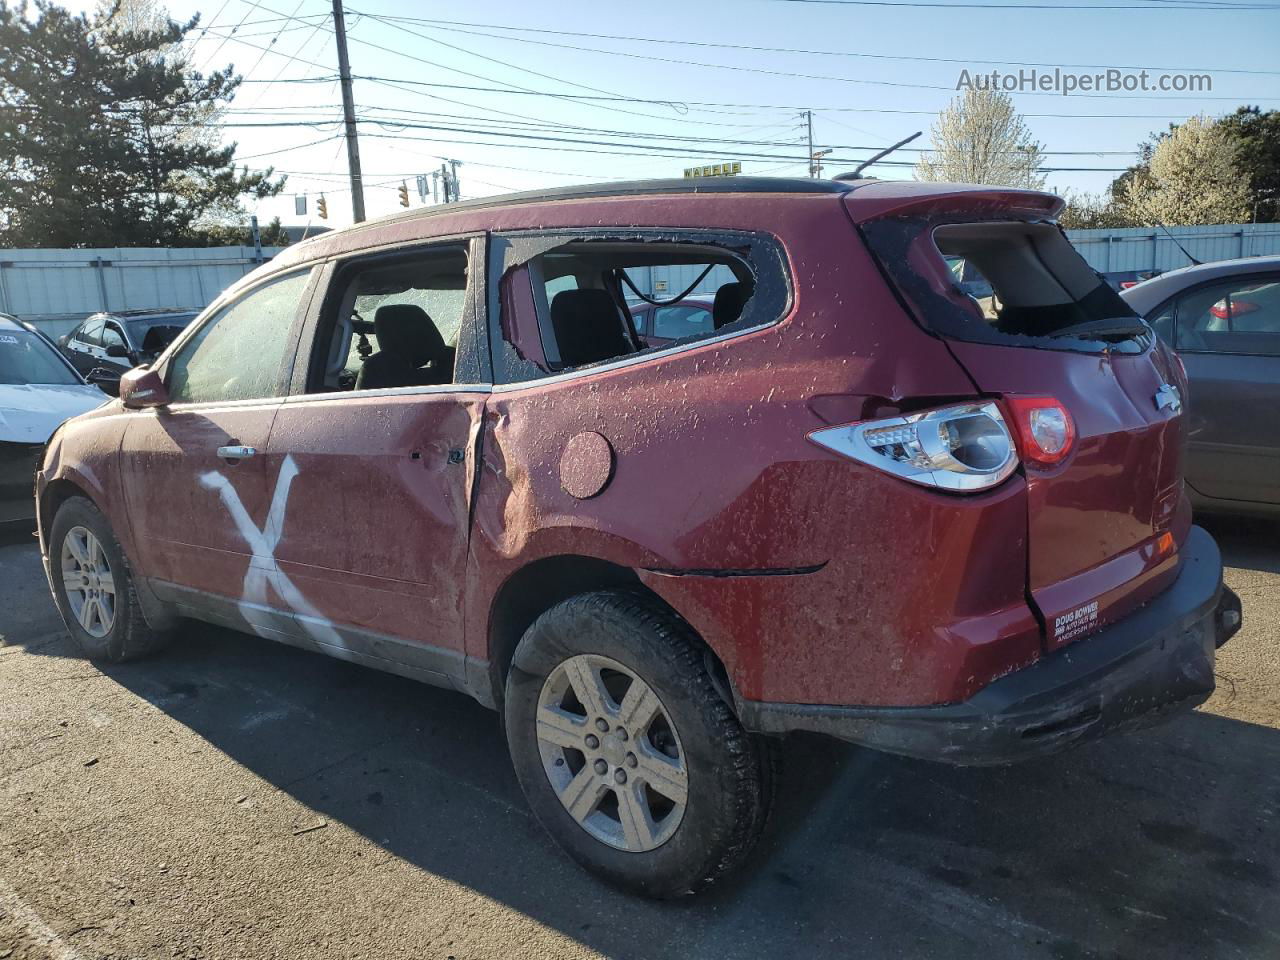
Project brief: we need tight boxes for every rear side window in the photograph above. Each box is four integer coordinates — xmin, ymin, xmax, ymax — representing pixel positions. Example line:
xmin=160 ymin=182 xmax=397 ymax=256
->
xmin=864 ymin=218 xmax=1149 ymax=353
xmin=490 ymin=231 xmax=788 ymax=384
xmin=1172 ymin=276 xmax=1280 ymax=356
xmin=167 ymin=271 xmax=312 ymax=404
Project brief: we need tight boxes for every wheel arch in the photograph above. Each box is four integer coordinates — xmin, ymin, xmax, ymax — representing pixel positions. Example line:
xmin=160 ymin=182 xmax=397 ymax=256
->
xmin=40 ymin=476 xmax=98 ymax=545
xmin=483 ymin=554 xmax=736 ymax=713
xmin=41 ymin=474 xmax=178 ymax=631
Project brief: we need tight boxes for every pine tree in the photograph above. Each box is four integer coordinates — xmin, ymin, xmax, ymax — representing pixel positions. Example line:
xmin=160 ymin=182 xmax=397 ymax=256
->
xmin=0 ymin=0 xmax=285 ymax=247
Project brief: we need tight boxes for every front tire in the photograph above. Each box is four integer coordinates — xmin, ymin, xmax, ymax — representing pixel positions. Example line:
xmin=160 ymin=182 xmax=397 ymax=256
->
xmin=49 ymin=496 xmax=172 ymax=662
xmin=504 ymin=590 xmax=772 ymax=898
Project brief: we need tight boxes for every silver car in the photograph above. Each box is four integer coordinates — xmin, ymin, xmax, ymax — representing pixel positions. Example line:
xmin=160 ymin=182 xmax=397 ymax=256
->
xmin=1122 ymin=255 xmax=1280 ymax=514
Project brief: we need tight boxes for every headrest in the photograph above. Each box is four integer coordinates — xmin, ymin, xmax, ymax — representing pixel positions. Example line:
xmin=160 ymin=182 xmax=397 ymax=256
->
xmin=712 ymin=282 xmax=751 ymax=329
xmin=550 ymin=289 xmax=633 ymax=368
xmin=374 ymin=304 xmax=445 ymax=367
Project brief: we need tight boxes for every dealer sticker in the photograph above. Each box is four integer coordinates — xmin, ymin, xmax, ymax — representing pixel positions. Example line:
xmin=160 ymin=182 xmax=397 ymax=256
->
xmin=0 ymin=335 xmax=17 ymax=344
xmin=1054 ymin=600 xmax=1099 ymax=641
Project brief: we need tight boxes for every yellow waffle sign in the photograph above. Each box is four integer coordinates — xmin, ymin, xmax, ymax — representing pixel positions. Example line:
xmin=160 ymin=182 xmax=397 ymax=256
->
xmin=683 ymin=162 xmax=742 ymax=178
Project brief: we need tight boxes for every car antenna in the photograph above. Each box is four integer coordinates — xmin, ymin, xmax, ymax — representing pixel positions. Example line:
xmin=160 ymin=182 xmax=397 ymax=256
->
xmin=834 ymin=131 xmax=923 ymax=181
xmin=1155 ymin=221 xmax=1202 ymax=266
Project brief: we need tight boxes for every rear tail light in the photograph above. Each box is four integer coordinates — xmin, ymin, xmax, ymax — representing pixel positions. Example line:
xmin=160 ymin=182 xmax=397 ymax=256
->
xmin=808 ymin=401 xmax=1017 ymax=492
xmin=1003 ymin=396 xmax=1076 ymax=467
xmin=1209 ymin=299 xmax=1259 ymax=320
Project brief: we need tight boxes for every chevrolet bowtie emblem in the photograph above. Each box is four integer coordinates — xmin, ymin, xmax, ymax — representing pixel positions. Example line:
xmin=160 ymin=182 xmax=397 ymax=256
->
xmin=1154 ymin=383 xmax=1182 ymax=414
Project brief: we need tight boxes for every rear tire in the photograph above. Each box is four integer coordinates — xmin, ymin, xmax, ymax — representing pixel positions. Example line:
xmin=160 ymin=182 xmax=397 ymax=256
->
xmin=504 ymin=589 xmax=772 ymax=898
xmin=49 ymin=496 xmax=172 ymax=662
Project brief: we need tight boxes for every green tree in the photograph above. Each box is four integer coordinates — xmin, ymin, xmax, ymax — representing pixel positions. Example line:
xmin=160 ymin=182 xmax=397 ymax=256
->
xmin=1219 ymin=106 xmax=1280 ymax=223
xmin=1056 ymin=188 xmax=1133 ymax=230
xmin=0 ymin=0 xmax=284 ymax=247
xmin=195 ymin=215 xmax=292 ymax=248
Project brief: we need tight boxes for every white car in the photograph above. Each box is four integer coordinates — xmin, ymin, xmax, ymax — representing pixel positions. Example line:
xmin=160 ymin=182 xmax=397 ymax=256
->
xmin=0 ymin=313 xmax=106 ymax=526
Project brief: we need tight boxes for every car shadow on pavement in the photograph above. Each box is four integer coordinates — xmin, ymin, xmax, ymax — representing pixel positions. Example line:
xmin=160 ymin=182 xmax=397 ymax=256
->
xmin=86 ymin=619 xmax=1280 ymax=960
xmin=4 ymin=522 xmax=1279 ymax=960
xmin=1199 ymin=513 xmax=1280 ymax=576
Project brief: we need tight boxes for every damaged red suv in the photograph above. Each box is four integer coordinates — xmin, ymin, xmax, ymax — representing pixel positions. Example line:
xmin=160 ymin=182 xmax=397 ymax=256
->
xmin=37 ymin=178 xmax=1242 ymax=897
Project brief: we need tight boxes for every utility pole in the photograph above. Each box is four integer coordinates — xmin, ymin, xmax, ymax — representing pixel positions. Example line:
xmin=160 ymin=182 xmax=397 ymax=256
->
xmin=803 ymin=110 xmax=815 ymax=178
xmin=811 ymin=149 xmax=832 ymax=179
xmin=332 ymin=0 xmax=365 ymax=222
xmin=448 ymin=159 xmax=461 ymax=201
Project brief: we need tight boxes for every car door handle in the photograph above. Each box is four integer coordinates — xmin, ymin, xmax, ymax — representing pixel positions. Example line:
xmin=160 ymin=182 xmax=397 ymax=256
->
xmin=216 ymin=445 xmax=257 ymax=461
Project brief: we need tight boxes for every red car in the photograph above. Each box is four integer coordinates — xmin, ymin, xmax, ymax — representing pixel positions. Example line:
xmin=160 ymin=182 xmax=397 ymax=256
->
xmin=629 ymin=296 xmax=717 ymax=348
xmin=36 ymin=178 xmax=1241 ymax=898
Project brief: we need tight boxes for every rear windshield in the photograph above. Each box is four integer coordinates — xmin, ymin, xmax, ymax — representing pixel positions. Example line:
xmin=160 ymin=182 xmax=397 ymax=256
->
xmin=0 ymin=330 xmax=81 ymax=385
xmin=863 ymin=217 xmax=1150 ymax=353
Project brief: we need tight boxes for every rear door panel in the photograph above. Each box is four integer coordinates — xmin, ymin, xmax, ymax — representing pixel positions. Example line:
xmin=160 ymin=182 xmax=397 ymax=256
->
xmin=1183 ymin=353 xmax=1280 ymax=504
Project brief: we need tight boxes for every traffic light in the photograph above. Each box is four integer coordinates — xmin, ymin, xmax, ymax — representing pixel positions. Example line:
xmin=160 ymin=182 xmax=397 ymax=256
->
xmin=317 ymin=194 xmax=328 ymax=220
xmin=398 ymin=181 xmax=410 ymax=207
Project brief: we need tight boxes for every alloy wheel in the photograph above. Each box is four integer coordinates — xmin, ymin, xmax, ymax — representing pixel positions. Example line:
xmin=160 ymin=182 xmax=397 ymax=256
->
xmin=536 ymin=654 xmax=688 ymax=852
xmin=60 ymin=525 xmax=116 ymax=639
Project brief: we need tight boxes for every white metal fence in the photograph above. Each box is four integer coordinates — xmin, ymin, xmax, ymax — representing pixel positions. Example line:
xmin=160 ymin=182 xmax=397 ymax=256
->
xmin=1065 ymin=223 xmax=1280 ymax=276
xmin=4 ymin=223 xmax=1280 ymax=338
xmin=0 ymin=247 xmax=283 ymax=338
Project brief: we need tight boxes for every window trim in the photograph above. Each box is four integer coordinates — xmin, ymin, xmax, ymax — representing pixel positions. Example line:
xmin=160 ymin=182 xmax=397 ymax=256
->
xmin=1164 ymin=271 xmax=1280 ymax=357
xmin=159 ymin=266 xmax=322 ymax=409
xmin=487 ymin=227 xmax=791 ymax=387
xmin=291 ymin=232 xmax=491 ymax=398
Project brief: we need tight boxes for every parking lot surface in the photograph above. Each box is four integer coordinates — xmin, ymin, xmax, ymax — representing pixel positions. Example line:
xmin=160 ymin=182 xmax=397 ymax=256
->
xmin=1 ymin=517 xmax=1278 ymax=960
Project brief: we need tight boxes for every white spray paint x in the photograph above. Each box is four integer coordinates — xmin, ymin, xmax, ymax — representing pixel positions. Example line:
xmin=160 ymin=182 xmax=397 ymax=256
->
xmin=199 ymin=455 xmax=344 ymax=648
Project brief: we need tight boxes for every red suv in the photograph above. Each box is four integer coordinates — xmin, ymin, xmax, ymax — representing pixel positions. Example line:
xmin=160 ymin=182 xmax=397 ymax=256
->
xmin=36 ymin=178 xmax=1241 ymax=898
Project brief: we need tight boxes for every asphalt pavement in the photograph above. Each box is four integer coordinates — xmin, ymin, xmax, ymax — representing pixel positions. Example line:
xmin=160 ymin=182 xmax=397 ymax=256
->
xmin=0 ymin=516 xmax=1277 ymax=960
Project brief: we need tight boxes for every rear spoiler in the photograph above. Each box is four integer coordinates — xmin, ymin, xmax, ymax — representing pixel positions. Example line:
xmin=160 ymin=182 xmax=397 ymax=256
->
xmin=841 ymin=181 xmax=1063 ymax=224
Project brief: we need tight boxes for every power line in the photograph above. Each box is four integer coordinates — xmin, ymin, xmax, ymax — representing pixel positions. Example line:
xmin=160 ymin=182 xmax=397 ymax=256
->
xmin=182 ymin=111 xmax=1142 ymax=157
xmin=351 ymin=13 xmax=1277 ymax=102
xmin=359 ymin=13 xmax=1280 ymax=78
xmin=201 ymin=24 xmax=782 ymax=132
xmin=342 ymin=78 xmax=1239 ymax=120
xmin=218 ymin=5 xmax=759 ymax=129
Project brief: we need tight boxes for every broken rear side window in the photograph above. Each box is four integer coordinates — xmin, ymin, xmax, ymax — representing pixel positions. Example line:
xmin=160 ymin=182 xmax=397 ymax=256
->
xmin=863 ymin=218 xmax=1150 ymax=353
xmin=490 ymin=231 xmax=789 ymax=384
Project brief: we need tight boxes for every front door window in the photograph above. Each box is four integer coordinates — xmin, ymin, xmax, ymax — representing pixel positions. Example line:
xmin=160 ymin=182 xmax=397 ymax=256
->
xmin=168 ymin=272 xmax=312 ymax=404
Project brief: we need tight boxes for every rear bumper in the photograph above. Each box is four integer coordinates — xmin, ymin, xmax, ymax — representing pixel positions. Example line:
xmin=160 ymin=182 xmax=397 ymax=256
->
xmin=739 ymin=525 xmax=1241 ymax=765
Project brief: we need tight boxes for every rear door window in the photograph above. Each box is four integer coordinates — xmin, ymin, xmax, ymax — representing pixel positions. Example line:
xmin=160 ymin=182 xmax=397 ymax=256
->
xmin=489 ymin=230 xmax=788 ymax=384
xmin=1173 ymin=276 xmax=1280 ymax=356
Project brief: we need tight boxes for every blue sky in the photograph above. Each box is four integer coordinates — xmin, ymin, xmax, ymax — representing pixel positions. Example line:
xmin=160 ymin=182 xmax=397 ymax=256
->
xmin=63 ymin=0 xmax=1280 ymax=227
